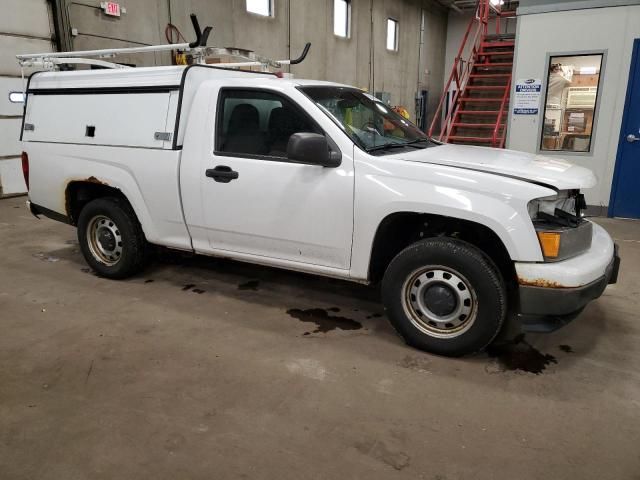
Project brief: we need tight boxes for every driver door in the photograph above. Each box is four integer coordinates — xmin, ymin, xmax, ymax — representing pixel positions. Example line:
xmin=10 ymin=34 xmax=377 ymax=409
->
xmin=198 ymin=87 xmax=355 ymax=271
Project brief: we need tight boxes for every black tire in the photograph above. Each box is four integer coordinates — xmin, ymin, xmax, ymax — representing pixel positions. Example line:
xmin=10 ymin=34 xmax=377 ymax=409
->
xmin=77 ymin=197 xmax=148 ymax=279
xmin=382 ymin=238 xmax=506 ymax=356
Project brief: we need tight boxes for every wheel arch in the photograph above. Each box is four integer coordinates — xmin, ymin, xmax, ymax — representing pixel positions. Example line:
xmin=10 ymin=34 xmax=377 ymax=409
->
xmin=64 ymin=178 xmax=154 ymax=242
xmin=367 ymin=211 xmax=517 ymax=290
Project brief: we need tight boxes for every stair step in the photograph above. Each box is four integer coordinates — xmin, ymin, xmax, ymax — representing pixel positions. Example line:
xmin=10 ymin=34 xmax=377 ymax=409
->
xmin=469 ymin=73 xmax=511 ymax=78
xmin=468 ymin=82 xmax=510 ymax=87
xmin=478 ymin=51 xmax=514 ymax=56
xmin=499 ymin=10 xmax=517 ymax=17
xmin=473 ymin=62 xmax=513 ymax=68
xmin=481 ymin=41 xmax=515 ymax=48
xmin=447 ymin=136 xmax=494 ymax=143
xmin=472 ymin=68 xmax=513 ymax=73
xmin=457 ymin=110 xmax=507 ymax=115
xmin=453 ymin=123 xmax=505 ymax=128
xmin=465 ymin=85 xmax=509 ymax=90
xmin=459 ymin=97 xmax=509 ymax=102
xmin=484 ymin=33 xmax=516 ymax=41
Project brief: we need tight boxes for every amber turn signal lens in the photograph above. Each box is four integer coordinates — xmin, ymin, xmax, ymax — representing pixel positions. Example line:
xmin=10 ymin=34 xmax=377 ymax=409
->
xmin=537 ymin=232 xmax=561 ymax=258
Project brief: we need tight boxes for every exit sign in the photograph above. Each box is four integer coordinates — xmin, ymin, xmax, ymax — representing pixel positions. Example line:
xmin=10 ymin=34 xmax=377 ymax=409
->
xmin=101 ymin=2 xmax=121 ymax=17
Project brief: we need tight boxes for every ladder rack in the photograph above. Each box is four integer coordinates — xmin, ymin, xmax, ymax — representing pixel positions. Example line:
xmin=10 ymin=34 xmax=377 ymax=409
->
xmin=16 ymin=14 xmax=311 ymax=73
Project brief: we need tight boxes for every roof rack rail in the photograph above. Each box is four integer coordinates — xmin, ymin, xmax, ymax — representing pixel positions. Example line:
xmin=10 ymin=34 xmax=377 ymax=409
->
xmin=16 ymin=14 xmax=311 ymax=73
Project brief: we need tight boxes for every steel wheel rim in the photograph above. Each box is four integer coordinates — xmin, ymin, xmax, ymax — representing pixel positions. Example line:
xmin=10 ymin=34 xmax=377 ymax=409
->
xmin=401 ymin=266 xmax=478 ymax=339
xmin=86 ymin=215 xmax=123 ymax=266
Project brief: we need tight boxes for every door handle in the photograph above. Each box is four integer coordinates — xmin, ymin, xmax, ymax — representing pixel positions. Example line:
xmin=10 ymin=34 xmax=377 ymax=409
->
xmin=627 ymin=134 xmax=640 ymax=143
xmin=206 ymin=165 xmax=239 ymax=183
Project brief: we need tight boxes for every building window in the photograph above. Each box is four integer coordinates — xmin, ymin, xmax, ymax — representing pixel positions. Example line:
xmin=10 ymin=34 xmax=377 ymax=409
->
xmin=386 ymin=18 xmax=399 ymax=51
xmin=246 ymin=0 xmax=272 ymax=17
xmin=540 ymin=53 xmax=604 ymax=153
xmin=334 ymin=0 xmax=351 ymax=38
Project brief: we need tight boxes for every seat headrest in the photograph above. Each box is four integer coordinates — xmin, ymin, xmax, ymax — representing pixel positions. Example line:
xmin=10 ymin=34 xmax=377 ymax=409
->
xmin=268 ymin=106 xmax=300 ymax=137
xmin=228 ymin=103 xmax=260 ymax=133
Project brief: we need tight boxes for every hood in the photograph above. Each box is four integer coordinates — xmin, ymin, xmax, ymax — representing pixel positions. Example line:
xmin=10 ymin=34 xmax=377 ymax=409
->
xmin=395 ymin=144 xmax=597 ymax=190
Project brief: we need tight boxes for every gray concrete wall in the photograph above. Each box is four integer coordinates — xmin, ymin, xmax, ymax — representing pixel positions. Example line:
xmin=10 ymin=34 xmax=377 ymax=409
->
xmin=56 ymin=0 xmax=448 ymax=124
xmin=420 ymin=5 xmax=448 ymax=125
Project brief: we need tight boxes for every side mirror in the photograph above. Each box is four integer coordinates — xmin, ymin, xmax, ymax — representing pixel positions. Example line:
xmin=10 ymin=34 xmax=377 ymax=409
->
xmin=287 ymin=133 xmax=342 ymax=167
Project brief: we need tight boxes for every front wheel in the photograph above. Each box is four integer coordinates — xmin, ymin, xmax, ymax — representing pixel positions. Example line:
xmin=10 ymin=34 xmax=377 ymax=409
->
xmin=382 ymin=238 xmax=506 ymax=356
xmin=77 ymin=197 xmax=148 ymax=279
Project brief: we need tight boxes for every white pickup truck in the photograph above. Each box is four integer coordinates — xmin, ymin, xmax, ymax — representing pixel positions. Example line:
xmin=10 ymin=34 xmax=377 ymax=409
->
xmin=19 ymin=63 xmax=620 ymax=356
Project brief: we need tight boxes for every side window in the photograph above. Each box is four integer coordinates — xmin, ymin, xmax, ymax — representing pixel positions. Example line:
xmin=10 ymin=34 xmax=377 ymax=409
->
xmin=216 ymin=89 xmax=321 ymax=158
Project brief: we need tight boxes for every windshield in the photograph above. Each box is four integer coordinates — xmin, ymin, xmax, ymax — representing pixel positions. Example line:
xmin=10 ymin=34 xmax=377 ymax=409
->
xmin=299 ymin=86 xmax=432 ymax=154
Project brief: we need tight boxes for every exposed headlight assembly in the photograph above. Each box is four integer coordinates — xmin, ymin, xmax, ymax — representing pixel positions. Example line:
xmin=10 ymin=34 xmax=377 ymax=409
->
xmin=528 ymin=190 xmax=592 ymax=262
xmin=527 ymin=189 xmax=586 ymax=224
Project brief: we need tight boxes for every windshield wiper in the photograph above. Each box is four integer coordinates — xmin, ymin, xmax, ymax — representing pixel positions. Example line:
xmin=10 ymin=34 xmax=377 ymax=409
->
xmin=366 ymin=138 xmax=430 ymax=153
xmin=403 ymin=138 xmax=430 ymax=146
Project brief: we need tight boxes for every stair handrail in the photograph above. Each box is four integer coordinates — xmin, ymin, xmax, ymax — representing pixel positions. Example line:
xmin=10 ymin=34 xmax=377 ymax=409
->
xmin=492 ymin=75 xmax=511 ymax=147
xmin=428 ymin=1 xmax=489 ymax=141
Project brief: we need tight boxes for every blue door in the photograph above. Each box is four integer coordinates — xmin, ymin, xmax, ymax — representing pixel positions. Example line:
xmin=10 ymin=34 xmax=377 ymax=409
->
xmin=611 ymin=39 xmax=640 ymax=218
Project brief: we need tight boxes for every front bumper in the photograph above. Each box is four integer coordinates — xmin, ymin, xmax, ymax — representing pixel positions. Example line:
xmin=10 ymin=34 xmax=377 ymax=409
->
xmin=518 ymin=245 xmax=619 ymax=317
xmin=515 ymin=222 xmax=620 ymax=328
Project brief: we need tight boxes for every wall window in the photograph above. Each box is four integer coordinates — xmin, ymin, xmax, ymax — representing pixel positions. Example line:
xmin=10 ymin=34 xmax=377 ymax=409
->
xmin=334 ymin=0 xmax=351 ymax=38
xmin=386 ymin=18 xmax=399 ymax=51
xmin=246 ymin=0 xmax=272 ymax=17
xmin=216 ymin=89 xmax=320 ymax=158
xmin=540 ymin=53 xmax=604 ymax=153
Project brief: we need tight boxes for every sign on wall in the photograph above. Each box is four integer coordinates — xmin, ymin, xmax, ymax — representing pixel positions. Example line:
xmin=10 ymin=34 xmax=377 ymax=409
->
xmin=513 ymin=78 xmax=542 ymax=115
xmin=100 ymin=2 xmax=125 ymax=17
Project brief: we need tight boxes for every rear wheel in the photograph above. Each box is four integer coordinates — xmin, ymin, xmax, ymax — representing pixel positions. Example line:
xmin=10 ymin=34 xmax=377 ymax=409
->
xmin=382 ymin=238 xmax=506 ymax=356
xmin=77 ymin=197 xmax=148 ymax=279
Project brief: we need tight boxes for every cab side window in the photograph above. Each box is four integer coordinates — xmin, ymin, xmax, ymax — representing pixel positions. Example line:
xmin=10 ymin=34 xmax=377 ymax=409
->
xmin=216 ymin=89 xmax=320 ymax=158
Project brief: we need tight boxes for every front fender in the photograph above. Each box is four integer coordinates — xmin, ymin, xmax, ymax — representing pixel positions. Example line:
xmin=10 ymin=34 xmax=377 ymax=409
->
xmin=350 ymin=156 xmax=555 ymax=281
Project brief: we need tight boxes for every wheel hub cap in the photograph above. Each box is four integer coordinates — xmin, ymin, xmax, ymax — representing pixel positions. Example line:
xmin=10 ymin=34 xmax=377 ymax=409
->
xmin=98 ymin=229 xmax=116 ymax=251
xmin=423 ymin=284 xmax=458 ymax=316
xmin=86 ymin=215 xmax=123 ymax=266
xmin=403 ymin=267 xmax=477 ymax=338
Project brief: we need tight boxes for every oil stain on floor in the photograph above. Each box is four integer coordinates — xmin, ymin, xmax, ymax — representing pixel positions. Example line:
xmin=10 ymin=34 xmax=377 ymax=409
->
xmin=287 ymin=308 xmax=362 ymax=334
xmin=486 ymin=334 xmax=557 ymax=374
xmin=182 ymin=284 xmax=205 ymax=294
xmin=238 ymin=280 xmax=260 ymax=291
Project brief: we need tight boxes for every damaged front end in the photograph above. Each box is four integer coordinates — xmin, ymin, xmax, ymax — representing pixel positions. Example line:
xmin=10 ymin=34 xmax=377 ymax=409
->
xmin=528 ymin=189 xmax=592 ymax=263
xmin=515 ymin=189 xmax=620 ymax=333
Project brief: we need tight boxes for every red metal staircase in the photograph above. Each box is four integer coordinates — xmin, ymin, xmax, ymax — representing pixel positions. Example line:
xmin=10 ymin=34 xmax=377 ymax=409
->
xmin=429 ymin=1 xmax=517 ymax=148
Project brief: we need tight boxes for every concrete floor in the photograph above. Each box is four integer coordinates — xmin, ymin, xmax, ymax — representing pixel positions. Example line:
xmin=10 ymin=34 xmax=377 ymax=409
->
xmin=1 ymin=195 xmax=639 ymax=479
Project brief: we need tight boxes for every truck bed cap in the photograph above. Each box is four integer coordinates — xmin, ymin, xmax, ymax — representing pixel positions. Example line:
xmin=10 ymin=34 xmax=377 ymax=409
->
xmin=27 ymin=65 xmax=350 ymax=92
xmin=28 ymin=66 xmax=188 ymax=91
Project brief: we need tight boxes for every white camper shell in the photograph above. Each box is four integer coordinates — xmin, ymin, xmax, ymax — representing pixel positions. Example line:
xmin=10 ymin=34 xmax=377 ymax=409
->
xmin=23 ymin=65 xmax=282 ymax=150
